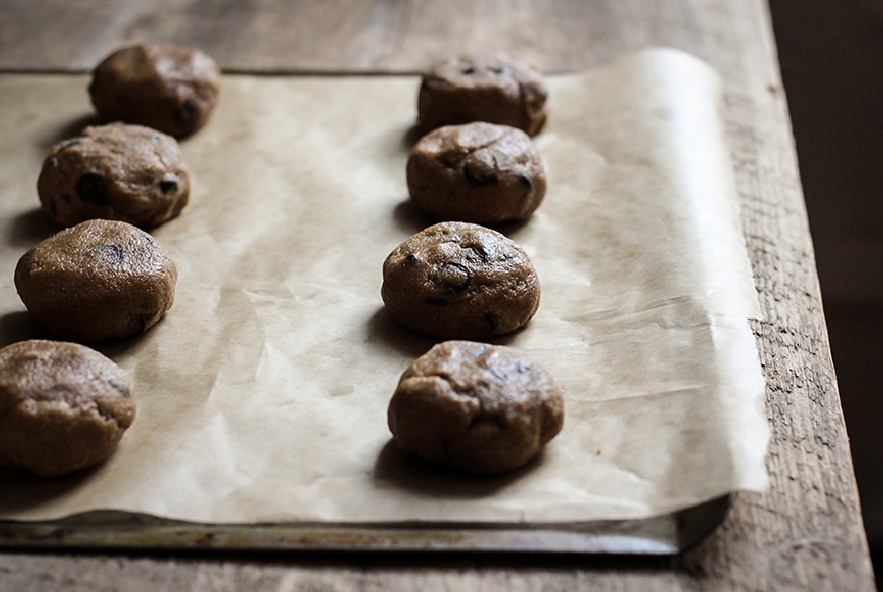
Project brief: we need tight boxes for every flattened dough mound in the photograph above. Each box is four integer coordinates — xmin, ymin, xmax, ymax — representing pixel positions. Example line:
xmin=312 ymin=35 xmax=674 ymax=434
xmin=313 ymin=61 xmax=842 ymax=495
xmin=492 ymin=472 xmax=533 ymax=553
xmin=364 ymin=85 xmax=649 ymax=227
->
xmin=381 ymin=222 xmax=540 ymax=339
xmin=0 ymin=340 xmax=135 ymax=477
xmin=418 ymin=54 xmax=548 ymax=136
xmin=388 ymin=340 xmax=564 ymax=475
xmin=15 ymin=219 xmax=177 ymax=343
xmin=38 ymin=122 xmax=190 ymax=228
xmin=89 ymin=43 xmax=221 ymax=138
xmin=407 ymin=122 xmax=547 ymax=224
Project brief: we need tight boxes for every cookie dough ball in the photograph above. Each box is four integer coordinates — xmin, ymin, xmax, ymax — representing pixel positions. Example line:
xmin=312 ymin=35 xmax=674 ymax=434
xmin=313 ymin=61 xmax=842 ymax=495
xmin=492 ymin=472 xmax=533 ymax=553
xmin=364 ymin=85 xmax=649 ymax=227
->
xmin=382 ymin=222 xmax=540 ymax=339
xmin=0 ymin=340 xmax=135 ymax=477
xmin=89 ymin=43 xmax=221 ymax=138
xmin=38 ymin=123 xmax=190 ymax=228
xmin=407 ymin=122 xmax=547 ymax=224
xmin=418 ymin=54 xmax=548 ymax=136
xmin=388 ymin=341 xmax=564 ymax=475
xmin=15 ymin=219 xmax=177 ymax=343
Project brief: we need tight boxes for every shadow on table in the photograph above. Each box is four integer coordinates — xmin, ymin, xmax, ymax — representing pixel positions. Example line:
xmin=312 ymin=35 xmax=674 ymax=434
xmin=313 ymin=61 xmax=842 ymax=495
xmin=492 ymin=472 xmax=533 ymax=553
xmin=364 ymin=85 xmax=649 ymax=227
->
xmin=0 ymin=466 xmax=99 ymax=514
xmin=0 ymin=309 xmax=159 ymax=363
xmin=390 ymin=198 xmax=434 ymax=236
xmin=389 ymin=197 xmax=533 ymax=240
xmin=37 ymin=113 xmax=102 ymax=151
xmin=3 ymin=207 xmax=60 ymax=249
xmin=0 ymin=311 xmax=51 ymax=348
xmin=372 ymin=439 xmax=548 ymax=499
xmin=400 ymin=123 xmax=424 ymax=151
xmin=364 ymin=306 xmax=436 ymax=360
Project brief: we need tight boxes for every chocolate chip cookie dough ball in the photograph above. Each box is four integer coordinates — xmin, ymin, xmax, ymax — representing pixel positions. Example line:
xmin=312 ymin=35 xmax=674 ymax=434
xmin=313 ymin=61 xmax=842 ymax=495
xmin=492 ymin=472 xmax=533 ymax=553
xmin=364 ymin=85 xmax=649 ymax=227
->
xmin=388 ymin=341 xmax=564 ymax=475
xmin=0 ymin=340 xmax=135 ymax=477
xmin=15 ymin=219 xmax=177 ymax=343
xmin=407 ymin=122 xmax=547 ymax=224
xmin=418 ymin=54 xmax=548 ymax=136
xmin=38 ymin=123 xmax=190 ymax=228
xmin=382 ymin=222 xmax=540 ymax=339
xmin=89 ymin=43 xmax=221 ymax=138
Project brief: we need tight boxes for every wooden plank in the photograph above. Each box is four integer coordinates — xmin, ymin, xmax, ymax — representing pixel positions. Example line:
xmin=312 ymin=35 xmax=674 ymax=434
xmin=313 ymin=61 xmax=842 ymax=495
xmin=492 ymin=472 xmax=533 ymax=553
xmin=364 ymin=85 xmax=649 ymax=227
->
xmin=1 ymin=0 xmax=734 ymax=73
xmin=0 ymin=0 xmax=158 ymax=72
xmin=0 ymin=0 xmax=875 ymax=590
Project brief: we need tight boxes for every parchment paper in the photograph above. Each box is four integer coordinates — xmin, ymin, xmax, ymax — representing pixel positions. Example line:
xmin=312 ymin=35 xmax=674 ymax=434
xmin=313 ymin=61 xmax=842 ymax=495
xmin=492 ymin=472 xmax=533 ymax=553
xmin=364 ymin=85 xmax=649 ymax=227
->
xmin=0 ymin=48 xmax=768 ymax=524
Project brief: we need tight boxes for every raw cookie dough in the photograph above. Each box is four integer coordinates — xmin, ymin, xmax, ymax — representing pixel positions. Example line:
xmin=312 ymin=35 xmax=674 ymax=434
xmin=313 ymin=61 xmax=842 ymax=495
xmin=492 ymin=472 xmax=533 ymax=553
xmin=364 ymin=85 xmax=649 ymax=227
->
xmin=381 ymin=221 xmax=540 ymax=339
xmin=388 ymin=340 xmax=564 ymax=475
xmin=407 ymin=122 xmax=547 ymax=224
xmin=15 ymin=219 xmax=177 ymax=343
xmin=0 ymin=339 xmax=135 ymax=477
xmin=38 ymin=122 xmax=190 ymax=228
xmin=89 ymin=43 xmax=221 ymax=138
xmin=417 ymin=54 xmax=548 ymax=136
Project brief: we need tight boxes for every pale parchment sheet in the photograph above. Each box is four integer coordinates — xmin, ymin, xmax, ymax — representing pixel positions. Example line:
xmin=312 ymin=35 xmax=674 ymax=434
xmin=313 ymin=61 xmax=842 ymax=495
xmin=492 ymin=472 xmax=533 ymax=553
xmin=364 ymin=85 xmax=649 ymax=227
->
xmin=0 ymin=49 xmax=768 ymax=524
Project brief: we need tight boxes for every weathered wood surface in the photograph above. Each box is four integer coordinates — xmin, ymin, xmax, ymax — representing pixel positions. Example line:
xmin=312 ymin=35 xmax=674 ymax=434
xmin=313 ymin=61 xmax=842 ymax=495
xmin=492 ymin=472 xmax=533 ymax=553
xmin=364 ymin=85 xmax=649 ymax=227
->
xmin=0 ymin=0 xmax=875 ymax=590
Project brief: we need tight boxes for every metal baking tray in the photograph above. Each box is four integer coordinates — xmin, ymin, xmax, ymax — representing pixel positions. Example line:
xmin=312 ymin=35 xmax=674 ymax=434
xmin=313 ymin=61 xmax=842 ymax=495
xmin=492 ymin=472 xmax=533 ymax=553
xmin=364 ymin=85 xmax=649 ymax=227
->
xmin=0 ymin=58 xmax=757 ymax=556
xmin=0 ymin=493 xmax=730 ymax=554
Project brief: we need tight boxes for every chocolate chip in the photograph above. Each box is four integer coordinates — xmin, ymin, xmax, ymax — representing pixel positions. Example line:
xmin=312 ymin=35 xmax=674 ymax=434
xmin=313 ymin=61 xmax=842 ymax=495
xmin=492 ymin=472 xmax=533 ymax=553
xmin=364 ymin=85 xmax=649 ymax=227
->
xmin=405 ymin=253 xmax=420 ymax=263
xmin=76 ymin=173 xmax=110 ymax=206
xmin=469 ymin=245 xmax=490 ymax=262
xmin=159 ymin=179 xmax=178 ymax=194
xmin=519 ymin=173 xmax=533 ymax=190
xmin=485 ymin=312 xmax=498 ymax=331
xmin=88 ymin=244 xmax=125 ymax=265
xmin=462 ymin=66 xmax=477 ymax=74
xmin=433 ymin=261 xmax=472 ymax=292
xmin=175 ymin=98 xmax=199 ymax=127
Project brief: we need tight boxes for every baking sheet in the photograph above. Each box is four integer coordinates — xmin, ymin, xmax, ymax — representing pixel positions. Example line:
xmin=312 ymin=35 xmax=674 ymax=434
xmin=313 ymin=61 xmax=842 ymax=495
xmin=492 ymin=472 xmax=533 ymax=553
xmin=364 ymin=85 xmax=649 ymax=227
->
xmin=0 ymin=494 xmax=733 ymax=554
xmin=0 ymin=48 xmax=768 ymax=526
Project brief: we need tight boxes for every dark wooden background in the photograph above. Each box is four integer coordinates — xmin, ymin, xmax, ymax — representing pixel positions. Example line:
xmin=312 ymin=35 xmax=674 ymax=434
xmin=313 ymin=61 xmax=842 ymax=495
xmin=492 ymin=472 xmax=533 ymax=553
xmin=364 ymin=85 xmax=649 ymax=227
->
xmin=769 ymin=0 xmax=883 ymax=556
xmin=0 ymin=0 xmax=876 ymax=590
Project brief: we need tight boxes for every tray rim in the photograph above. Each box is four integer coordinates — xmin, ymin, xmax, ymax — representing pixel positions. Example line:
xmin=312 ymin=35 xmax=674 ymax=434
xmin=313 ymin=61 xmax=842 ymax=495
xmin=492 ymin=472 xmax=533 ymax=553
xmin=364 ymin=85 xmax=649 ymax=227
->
xmin=0 ymin=493 xmax=732 ymax=555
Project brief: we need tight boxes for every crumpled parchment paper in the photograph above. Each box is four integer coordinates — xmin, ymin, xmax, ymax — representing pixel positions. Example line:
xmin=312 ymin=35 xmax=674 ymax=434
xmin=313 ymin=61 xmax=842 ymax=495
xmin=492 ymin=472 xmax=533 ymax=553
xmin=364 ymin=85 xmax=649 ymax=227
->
xmin=0 ymin=48 xmax=768 ymax=524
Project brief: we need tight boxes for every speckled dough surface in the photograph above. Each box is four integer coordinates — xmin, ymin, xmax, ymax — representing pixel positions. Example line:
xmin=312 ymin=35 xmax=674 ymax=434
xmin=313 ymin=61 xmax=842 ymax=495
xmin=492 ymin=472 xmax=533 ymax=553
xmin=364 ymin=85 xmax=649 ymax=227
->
xmin=38 ymin=122 xmax=190 ymax=228
xmin=418 ymin=54 xmax=548 ymax=136
xmin=89 ymin=43 xmax=221 ymax=138
xmin=407 ymin=122 xmax=547 ymax=224
xmin=388 ymin=340 xmax=564 ymax=475
xmin=0 ymin=340 xmax=135 ymax=477
xmin=15 ymin=219 xmax=177 ymax=343
xmin=381 ymin=221 xmax=540 ymax=339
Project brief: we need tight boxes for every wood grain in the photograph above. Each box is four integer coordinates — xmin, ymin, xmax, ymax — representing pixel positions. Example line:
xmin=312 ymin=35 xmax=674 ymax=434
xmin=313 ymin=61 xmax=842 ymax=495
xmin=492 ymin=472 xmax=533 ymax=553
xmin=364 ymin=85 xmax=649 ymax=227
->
xmin=0 ymin=0 xmax=876 ymax=590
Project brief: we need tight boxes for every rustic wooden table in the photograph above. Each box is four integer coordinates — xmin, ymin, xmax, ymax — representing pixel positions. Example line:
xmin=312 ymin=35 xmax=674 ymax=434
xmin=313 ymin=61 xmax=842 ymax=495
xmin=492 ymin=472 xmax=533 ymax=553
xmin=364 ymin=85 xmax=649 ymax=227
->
xmin=0 ymin=0 xmax=876 ymax=590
